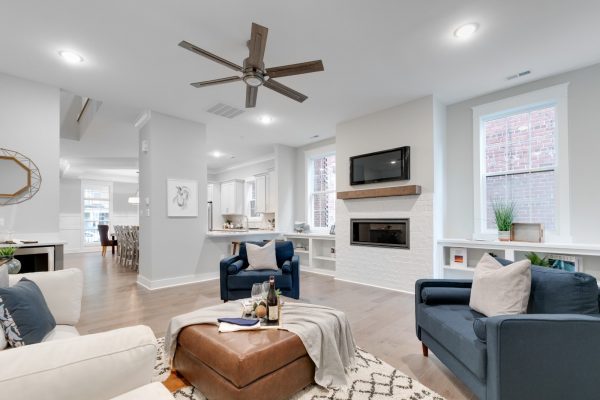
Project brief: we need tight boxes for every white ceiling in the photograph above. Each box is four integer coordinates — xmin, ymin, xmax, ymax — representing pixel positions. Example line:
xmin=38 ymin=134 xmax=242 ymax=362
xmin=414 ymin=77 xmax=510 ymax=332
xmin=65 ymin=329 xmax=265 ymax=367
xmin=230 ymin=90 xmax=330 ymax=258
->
xmin=2 ymin=0 xmax=600 ymax=172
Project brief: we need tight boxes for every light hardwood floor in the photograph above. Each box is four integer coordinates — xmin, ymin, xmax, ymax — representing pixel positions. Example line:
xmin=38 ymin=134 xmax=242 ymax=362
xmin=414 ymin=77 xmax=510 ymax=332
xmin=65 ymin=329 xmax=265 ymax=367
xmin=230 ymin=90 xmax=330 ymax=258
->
xmin=69 ymin=252 xmax=475 ymax=400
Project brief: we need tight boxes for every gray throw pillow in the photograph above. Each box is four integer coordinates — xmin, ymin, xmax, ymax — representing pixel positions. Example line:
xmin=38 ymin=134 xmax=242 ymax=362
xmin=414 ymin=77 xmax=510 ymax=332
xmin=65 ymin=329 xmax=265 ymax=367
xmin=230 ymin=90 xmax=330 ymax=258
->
xmin=470 ymin=254 xmax=532 ymax=317
xmin=0 ymin=277 xmax=56 ymax=347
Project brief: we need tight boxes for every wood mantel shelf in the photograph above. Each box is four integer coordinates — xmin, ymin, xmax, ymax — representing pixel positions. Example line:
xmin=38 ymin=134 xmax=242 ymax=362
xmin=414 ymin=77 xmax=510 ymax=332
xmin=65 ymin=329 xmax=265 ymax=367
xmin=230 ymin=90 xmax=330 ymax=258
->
xmin=337 ymin=185 xmax=421 ymax=200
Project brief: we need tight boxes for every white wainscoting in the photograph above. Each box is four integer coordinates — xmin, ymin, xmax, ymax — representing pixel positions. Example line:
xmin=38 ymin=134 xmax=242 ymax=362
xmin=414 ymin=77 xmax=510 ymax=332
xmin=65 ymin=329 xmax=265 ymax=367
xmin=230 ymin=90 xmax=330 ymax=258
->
xmin=60 ymin=212 xmax=139 ymax=254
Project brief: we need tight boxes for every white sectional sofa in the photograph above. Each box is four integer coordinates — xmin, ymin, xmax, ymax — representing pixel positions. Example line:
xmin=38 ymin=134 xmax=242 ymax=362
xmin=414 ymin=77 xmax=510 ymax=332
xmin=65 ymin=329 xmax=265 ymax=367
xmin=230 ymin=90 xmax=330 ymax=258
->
xmin=0 ymin=269 xmax=174 ymax=400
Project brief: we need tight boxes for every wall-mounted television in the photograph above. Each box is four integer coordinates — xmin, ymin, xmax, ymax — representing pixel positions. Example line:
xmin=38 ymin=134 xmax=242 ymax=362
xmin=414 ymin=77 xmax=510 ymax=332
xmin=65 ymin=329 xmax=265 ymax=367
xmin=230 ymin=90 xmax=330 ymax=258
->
xmin=350 ymin=146 xmax=410 ymax=185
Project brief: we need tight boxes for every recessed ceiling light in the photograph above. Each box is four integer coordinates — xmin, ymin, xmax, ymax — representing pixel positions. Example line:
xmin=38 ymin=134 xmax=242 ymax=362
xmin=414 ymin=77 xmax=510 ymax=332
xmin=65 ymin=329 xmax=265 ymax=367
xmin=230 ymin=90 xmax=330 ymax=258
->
xmin=58 ymin=50 xmax=84 ymax=64
xmin=211 ymin=151 xmax=223 ymax=158
xmin=454 ymin=23 xmax=479 ymax=39
xmin=258 ymin=115 xmax=273 ymax=124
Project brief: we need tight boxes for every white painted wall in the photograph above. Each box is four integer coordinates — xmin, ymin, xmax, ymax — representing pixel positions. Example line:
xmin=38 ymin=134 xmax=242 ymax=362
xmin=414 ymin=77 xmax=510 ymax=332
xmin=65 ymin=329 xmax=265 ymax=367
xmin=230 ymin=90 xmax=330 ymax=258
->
xmin=335 ymin=96 xmax=437 ymax=293
xmin=59 ymin=178 xmax=139 ymax=253
xmin=138 ymin=112 xmax=210 ymax=288
xmin=275 ymin=144 xmax=296 ymax=233
xmin=0 ymin=73 xmax=60 ymax=238
xmin=445 ymin=63 xmax=600 ymax=244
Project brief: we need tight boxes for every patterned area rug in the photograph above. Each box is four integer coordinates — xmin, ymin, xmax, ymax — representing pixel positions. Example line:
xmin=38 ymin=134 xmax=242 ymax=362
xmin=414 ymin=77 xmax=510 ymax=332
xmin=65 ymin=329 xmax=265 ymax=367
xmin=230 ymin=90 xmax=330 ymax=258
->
xmin=154 ymin=338 xmax=444 ymax=400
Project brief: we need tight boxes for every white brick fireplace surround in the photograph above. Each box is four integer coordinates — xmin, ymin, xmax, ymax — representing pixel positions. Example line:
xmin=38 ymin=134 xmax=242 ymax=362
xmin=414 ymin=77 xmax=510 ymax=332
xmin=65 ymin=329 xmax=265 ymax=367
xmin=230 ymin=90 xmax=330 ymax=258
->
xmin=336 ymin=193 xmax=433 ymax=293
xmin=334 ymin=95 xmax=444 ymax=293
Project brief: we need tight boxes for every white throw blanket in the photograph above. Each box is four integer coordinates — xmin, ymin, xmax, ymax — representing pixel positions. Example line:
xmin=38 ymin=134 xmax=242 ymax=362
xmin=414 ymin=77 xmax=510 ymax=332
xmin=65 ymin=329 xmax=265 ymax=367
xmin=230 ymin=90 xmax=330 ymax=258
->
xmin=165 ymin=301 xmax=356 ymax=388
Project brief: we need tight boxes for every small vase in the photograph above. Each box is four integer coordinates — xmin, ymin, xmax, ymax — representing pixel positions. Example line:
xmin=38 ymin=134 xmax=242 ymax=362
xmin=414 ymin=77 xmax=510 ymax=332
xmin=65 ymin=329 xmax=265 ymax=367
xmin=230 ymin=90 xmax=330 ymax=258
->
xmin=1 ymin=257 xmax=21 ymax=274
xmin=498 ymin=231 xmax=511 ymax=242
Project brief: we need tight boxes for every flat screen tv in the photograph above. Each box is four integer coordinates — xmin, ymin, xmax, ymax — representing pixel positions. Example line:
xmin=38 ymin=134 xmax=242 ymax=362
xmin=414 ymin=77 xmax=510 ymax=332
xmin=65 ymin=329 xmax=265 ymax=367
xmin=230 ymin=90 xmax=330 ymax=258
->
xmin=350 ymin=146 xmax=410 ymax=185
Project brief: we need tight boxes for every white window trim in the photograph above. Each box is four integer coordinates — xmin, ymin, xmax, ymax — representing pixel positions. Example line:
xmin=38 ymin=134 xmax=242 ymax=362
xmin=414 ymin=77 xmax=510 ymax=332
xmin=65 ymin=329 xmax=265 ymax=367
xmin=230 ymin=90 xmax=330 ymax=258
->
xmin=81 ymin=180 xmax=114 ymax=247
xmin=305 ymin=144 xmax=336 ymax=232
xmin=472 ymin=83 xmax=571 ymax=242
xmin=244 ymin=177 xmax=262 ymax=222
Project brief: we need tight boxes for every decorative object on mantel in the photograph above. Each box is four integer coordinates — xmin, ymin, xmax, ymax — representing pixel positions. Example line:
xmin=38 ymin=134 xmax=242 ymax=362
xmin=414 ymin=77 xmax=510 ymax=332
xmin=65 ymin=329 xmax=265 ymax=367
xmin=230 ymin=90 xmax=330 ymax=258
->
xmin=337 ymin=185 xmax=421 ymax=200
xmin=0 ymin=247 xmax=21 ymax=274
xmin=0 ymin=148 xmax=42 ymax=206
xmin=492 ymin=201 xmax=516 ymax=241
xmin=511 ymin=222 xmax=544 ymax=243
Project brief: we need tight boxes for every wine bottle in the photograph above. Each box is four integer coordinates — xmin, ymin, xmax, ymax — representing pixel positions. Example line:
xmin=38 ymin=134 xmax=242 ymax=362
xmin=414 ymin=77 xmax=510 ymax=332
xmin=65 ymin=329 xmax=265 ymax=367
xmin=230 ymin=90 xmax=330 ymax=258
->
xmin=267 ymin=275 xmax=278 ymax=322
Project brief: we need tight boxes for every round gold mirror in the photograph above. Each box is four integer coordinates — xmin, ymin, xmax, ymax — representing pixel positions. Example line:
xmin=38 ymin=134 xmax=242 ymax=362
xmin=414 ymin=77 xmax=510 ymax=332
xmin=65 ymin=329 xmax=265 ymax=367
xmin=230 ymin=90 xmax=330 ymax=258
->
xmin=0 ymin=148 xmax=41 ymax=206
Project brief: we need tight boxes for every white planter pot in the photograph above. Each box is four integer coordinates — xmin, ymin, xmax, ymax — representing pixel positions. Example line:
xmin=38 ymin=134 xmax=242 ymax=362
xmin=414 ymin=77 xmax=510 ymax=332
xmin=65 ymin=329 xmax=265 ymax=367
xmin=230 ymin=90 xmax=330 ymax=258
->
xmin=498 ymin=231 xmax=511 ymax=242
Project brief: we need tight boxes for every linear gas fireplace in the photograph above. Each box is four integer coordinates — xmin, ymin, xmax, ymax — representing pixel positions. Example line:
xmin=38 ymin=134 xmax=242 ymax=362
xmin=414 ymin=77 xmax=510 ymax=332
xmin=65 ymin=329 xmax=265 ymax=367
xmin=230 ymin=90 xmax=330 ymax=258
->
xmin=351 ymin=218 xmax=409 ymax=249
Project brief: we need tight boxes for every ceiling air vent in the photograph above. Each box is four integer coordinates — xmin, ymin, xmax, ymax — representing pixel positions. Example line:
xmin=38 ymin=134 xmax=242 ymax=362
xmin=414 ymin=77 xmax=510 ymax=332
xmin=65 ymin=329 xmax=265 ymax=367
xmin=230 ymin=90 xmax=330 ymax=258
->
xmin=507 ymin=70 xmax=531 ymax=81
xmin=206 ymin=103 xmax=245 ymax=119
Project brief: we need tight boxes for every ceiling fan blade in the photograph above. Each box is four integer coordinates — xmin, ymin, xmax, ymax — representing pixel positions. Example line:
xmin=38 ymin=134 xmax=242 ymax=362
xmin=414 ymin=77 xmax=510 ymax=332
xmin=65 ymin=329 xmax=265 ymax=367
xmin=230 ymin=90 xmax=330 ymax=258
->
xmin=246 ymin=86 xmax=258 ymax=108
xmin=179 ymin=40 xmax=242 ymax=72
xmin=263 ymin=79 xmax=308 ymax=103
xmin=190 ymin=76 xmax=241 ymax=88
xmin=247 ymin=23 xmax=269 ymax=68
xmin=266 ymin=60 xmax=324 ymax=79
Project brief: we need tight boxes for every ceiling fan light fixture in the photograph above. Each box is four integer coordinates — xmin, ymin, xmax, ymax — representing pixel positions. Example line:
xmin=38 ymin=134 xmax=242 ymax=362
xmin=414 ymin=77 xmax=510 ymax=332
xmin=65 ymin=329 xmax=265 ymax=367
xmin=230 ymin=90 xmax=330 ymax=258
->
xmin=243 ymin=73 xmax=264 ymax=87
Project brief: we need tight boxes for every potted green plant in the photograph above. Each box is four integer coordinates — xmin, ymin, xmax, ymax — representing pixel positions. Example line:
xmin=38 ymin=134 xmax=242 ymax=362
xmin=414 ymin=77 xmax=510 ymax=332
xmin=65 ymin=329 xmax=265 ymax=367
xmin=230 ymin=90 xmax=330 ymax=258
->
xmin=524 ymin=252 xmax=551 ymax=267
xmin=0 ymin=247 xmax=21 ymax=274
xmin=492 ymin=201 xmax=516 ymax=242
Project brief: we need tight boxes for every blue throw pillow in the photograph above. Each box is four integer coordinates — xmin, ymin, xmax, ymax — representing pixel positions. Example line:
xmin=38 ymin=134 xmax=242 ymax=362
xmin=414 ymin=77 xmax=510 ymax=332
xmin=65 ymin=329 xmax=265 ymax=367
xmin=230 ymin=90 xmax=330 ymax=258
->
xmin=529 ymin=266 xmax=599 ymax=314
xmin=0 ymin=278 xmax=56 ymax=347
xmin=494 ymin=255 xmax=599 ymax=314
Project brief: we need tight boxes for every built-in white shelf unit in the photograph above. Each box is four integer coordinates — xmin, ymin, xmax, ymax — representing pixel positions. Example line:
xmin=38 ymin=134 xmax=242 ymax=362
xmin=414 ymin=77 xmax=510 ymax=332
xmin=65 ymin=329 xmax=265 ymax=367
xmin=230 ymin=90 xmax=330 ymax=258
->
xmin=284 ymin=233 xmax=336 ymax=276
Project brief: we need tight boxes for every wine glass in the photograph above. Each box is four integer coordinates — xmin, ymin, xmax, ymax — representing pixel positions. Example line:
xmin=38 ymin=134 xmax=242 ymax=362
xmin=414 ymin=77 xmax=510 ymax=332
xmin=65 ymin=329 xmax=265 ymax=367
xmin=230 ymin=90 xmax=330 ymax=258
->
xmin=251 ymin=283 xmax=263 ymax=303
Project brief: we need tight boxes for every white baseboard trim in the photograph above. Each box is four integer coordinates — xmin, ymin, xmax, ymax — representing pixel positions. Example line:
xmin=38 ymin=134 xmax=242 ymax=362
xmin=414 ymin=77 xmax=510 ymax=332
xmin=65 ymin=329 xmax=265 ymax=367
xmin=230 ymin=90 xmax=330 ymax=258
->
xmin=301 ymin=267 xmax=336 ymax=277
xmin=136 ymin=272 xmax=219 ymax=290
xmin=333 ymin=276 xmax=415 ymax=295
xmin=64 ymin=246 xmax=102 ymax=254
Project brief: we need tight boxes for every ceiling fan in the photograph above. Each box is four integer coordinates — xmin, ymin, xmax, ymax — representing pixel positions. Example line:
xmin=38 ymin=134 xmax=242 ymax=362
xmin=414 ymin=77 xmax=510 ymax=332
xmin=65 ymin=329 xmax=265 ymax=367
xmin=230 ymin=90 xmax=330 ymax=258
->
xmin=179 ymin=22 xmax=324 ymax=108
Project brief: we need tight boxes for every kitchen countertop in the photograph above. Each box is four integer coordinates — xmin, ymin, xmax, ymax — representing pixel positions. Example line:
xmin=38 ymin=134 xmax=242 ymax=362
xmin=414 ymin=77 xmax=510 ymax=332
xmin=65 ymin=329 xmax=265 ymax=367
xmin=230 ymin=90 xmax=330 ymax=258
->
xmin=0 ymin=240 xmax=67 ymax=248
xmin=206 ymin=230 xmax=281 ymax=238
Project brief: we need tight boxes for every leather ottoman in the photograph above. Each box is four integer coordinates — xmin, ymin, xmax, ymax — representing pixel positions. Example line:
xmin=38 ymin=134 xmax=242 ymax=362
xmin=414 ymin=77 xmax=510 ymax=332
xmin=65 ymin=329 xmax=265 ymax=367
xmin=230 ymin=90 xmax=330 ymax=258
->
xmin=173 ymin=324 xmax=315 ymax=400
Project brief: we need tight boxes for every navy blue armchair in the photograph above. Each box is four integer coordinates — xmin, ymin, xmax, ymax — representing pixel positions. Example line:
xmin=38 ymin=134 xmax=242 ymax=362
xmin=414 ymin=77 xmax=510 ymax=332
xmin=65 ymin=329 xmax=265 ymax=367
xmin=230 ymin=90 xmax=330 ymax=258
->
xmin=415 ymin=265 xmax=600 ymax=400
xmin=220 ymin=241 xmax=300 ymax=301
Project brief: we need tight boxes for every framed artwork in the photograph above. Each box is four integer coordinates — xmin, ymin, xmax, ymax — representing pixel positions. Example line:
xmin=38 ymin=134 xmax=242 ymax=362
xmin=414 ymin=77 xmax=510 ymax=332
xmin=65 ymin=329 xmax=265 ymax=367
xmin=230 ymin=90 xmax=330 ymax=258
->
xmin=450 ymin=248 xmax=468 ymax=268
xmin=547 ymin=254 xmax=581 ymax=272
xmin=167 ymin=179 xmax=198 ymax=217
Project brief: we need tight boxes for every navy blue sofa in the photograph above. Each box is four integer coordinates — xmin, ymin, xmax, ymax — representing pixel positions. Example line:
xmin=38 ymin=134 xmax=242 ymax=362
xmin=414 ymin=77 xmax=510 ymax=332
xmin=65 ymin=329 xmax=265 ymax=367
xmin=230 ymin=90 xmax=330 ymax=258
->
xmin=415 ymin=262 xmax=600 ymax=400
xmin=220 ymin=241 xmax=300 ymax=301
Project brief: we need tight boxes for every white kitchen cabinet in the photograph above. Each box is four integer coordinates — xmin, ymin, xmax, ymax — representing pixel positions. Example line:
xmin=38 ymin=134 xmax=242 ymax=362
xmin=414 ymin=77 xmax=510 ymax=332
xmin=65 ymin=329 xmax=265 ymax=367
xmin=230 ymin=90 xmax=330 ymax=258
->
xmin=255 ymin=174 xmax=266 ymax=214
xmin=220 ymin=180 xmax=245 ymax=215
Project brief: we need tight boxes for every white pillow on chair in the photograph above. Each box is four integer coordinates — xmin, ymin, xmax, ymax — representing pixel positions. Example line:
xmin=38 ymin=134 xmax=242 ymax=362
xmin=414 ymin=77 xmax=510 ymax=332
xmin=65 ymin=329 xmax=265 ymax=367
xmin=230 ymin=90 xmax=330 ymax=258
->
xmin=246 ymin=241 xmax=278 ymax=271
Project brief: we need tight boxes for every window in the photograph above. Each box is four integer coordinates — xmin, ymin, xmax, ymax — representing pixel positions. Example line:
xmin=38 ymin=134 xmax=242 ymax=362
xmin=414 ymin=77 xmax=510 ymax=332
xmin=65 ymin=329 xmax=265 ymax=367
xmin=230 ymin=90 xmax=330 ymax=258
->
xmin=484 ymin=105 xmax=557 ymax=229
xmin=82 ymin=182 xmax=111 ymax=245
xmin=473 ymin=84 xmax=570 ymax=240
xmin=245 ymin=178 xmax=258 ymax=218
xmin=308 ymin=153 xmax=336 ymax=230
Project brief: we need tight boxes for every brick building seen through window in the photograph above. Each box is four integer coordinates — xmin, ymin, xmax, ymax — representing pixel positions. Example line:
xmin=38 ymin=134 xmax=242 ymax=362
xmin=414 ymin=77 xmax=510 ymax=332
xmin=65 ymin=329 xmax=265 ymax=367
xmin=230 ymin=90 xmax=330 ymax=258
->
xmin=484 ymin=105 xmax=556 ymax=230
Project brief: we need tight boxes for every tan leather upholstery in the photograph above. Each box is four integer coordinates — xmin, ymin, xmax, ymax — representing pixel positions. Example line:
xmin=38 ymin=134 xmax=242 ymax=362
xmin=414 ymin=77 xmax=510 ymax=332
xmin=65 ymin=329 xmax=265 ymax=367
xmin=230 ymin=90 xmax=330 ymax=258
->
xmin=174 ymin=324 xmax=314 ymax=400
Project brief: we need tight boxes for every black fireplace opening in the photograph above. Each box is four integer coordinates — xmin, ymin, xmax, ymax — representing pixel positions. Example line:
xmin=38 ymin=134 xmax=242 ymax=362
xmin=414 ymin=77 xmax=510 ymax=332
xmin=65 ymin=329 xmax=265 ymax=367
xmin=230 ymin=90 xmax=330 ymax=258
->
xmin=351 ymin=218 xmax=409 ymax=249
